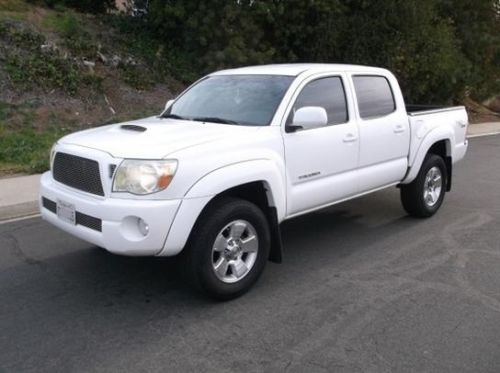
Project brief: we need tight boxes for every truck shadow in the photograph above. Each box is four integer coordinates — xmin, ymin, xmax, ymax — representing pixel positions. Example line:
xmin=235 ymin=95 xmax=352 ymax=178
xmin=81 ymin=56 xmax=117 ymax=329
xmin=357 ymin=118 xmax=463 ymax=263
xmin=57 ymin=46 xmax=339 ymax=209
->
xmin=3 ymin=188 xmax=425 ymax=312
xmin=35 ymin=189 xmax=421 ymax=305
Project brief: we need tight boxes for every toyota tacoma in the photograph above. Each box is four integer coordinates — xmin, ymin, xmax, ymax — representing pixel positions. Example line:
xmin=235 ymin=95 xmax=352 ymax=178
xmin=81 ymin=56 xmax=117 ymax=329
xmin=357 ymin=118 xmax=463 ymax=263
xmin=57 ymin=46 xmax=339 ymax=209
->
xmin=40 ymin=64 xmax=469 ymax=299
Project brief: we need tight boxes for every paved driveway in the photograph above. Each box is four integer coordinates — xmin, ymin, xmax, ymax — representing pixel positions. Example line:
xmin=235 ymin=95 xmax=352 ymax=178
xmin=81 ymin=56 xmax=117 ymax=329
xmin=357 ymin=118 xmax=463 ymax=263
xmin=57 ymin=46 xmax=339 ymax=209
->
xmin=1 ymin=136 xmax=500 ymax=372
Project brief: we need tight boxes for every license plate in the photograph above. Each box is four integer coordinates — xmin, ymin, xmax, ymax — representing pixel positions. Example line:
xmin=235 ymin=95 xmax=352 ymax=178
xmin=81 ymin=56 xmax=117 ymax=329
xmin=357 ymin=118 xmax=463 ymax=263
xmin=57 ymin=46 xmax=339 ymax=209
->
xmin=57 ymin=199 xmax=76 ymax=225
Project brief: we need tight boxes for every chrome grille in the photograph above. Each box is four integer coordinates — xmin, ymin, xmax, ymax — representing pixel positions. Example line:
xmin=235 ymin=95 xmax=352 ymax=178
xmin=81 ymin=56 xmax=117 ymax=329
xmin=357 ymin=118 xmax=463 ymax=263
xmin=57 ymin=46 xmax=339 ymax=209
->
xmin=53 ymin=152 xmax=104 ymax=196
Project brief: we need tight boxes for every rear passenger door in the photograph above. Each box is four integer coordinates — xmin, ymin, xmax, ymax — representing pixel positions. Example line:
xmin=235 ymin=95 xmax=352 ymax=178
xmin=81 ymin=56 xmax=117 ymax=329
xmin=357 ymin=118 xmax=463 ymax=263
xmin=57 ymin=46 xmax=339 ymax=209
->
xmin=283 ymin=73 xmax=359 ymax=216
xmin=351 ymin=75 xmax=410 ymax=192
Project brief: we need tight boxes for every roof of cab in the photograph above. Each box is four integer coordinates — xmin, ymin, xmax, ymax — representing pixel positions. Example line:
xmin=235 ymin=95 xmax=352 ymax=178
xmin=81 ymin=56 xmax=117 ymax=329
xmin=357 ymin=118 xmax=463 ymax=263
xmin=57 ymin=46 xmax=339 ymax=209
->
xmin=211 ymin=63 xmax=390 ymax=77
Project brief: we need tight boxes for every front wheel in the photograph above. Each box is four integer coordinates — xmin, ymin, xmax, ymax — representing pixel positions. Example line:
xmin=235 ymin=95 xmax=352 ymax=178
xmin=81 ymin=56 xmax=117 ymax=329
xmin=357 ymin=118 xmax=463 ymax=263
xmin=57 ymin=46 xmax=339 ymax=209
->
xmin=400 ymin=154 xmax=447 ymax=218
xmin=183 ymin=197 xmax=270 ymax=300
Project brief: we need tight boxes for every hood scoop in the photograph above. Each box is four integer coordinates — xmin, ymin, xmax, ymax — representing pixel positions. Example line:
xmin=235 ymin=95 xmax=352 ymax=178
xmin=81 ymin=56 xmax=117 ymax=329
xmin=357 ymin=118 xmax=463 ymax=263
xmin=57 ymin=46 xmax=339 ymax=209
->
xmin=120 ymin=124 xmax=147 ymax=132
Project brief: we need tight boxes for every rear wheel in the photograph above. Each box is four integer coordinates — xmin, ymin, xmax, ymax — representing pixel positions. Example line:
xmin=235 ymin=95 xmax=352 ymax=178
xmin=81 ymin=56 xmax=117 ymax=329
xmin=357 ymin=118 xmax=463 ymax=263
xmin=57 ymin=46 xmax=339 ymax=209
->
xmin=183 ymin=197 xmax=270 ymax=300
xmin=400 ymin=154 xmax=447 ymax=218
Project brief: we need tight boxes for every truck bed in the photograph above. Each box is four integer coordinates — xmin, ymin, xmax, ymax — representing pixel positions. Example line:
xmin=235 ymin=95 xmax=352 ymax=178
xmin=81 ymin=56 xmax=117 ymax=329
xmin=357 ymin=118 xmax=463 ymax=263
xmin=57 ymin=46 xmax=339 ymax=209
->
xmin=406 ymin=105 xmax=468 ymax=168
xmin=406 ymin=104 xmax=466 ymax=116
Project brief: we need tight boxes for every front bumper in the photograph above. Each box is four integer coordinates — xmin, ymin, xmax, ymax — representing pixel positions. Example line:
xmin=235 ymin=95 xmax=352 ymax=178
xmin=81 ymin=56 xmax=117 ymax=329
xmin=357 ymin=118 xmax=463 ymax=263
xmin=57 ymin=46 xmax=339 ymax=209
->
xmin=40 ymin=172 xmax=181 ymax=256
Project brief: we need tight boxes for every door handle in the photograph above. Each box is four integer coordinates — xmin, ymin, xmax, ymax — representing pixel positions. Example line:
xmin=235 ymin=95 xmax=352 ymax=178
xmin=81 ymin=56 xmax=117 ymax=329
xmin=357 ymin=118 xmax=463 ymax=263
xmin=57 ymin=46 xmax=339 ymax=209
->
xmin=394 ymin=125 xmax=405 ymax=134
xmin=343 ymin=133 xmax=358 ymax=143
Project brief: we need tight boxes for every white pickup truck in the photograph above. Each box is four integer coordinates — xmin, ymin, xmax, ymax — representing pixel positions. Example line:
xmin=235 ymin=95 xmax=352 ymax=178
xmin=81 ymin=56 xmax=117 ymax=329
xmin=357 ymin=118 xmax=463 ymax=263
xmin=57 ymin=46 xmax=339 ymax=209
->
xmin=40 ymin=64 xmax=468 ymax=299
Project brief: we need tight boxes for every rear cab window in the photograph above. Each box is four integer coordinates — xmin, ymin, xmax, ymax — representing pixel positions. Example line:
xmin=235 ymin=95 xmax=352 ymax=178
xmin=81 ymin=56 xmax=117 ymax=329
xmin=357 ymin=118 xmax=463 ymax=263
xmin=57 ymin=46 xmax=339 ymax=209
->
xmin=352 ymin=75 xmax=396 ymax=119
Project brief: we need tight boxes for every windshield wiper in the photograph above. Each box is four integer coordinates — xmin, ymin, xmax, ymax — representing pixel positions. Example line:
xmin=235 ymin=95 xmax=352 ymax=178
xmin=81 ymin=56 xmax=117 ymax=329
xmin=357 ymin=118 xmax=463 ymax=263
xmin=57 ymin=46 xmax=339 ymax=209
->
xmin=160 ymin=113 xmax=187 ymax=120
xmin=192 ymin=116 xmax=239 ymax=125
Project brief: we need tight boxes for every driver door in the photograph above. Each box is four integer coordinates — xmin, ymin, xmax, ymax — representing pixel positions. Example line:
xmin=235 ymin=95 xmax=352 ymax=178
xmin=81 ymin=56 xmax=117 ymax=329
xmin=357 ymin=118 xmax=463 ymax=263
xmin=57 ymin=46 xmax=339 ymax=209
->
xmin=283 ymin=74 xmax=359 ymax=216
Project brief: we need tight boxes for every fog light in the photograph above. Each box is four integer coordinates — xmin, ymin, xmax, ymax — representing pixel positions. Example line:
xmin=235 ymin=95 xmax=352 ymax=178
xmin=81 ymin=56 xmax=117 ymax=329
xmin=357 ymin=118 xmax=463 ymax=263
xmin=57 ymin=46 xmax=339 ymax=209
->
xmin=138 ymin=218 xmax=149 ymax=236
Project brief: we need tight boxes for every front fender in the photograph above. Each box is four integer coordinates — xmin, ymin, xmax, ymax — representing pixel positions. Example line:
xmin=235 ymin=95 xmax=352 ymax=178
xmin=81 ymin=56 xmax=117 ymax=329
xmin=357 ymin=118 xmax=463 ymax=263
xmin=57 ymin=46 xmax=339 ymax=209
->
xmin=158 ymin=159 xmax=286 ymax=256
xmin=184 ymin=159 xmax=286 ymax=219
xmin=402 ymin=126 xmax=454 ymax=184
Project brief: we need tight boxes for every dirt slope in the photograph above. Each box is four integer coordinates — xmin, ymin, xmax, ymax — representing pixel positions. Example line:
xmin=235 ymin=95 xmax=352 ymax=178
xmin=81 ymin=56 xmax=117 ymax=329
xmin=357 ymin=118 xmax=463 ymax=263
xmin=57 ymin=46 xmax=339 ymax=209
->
xmin=0 ymin=1 xmax=181 ymax=174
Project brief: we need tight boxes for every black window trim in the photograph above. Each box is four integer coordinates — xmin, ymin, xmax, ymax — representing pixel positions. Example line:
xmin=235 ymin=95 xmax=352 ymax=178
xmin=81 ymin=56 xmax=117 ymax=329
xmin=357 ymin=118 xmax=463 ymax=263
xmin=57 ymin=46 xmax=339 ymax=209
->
xmin=352 ymin=74 xmax=397 ymax=120
xmin=285 ymin=74 xmax=350 ymax=131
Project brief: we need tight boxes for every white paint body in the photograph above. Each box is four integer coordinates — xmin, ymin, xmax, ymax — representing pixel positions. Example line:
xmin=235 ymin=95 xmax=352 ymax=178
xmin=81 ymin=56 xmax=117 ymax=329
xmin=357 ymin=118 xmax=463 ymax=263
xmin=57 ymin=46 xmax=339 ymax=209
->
xmin=39 ymin=64 xmax=468 ymax=256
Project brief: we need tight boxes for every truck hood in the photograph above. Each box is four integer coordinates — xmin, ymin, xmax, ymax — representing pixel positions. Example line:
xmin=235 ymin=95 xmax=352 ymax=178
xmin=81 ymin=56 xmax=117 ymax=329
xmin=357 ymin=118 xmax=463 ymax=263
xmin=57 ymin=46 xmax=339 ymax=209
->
xmin=60 ymin=117 xmax=262 ymax=159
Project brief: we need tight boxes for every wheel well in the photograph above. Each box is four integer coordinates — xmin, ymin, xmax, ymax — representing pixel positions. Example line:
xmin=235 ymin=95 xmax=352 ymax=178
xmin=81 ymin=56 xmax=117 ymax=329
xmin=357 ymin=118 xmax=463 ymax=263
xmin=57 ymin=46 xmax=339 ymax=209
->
xmin=428 ymin=140 xmax=452 ymax=191
xmin=428 ymin=140 xmax=450 ymax=158
xmin=218 ymin=182 xmax=271 ymax=213
xmin=213 ymin=181 xmax=283 ymax=263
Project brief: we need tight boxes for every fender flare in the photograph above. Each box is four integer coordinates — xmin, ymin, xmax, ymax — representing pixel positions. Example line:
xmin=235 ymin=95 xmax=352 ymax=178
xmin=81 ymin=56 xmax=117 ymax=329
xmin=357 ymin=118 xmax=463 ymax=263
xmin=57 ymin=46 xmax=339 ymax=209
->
xmin=159 ymin=159 xmax=286 ymax=257
xmin=402 ymin=127 xmax=454 ymax=185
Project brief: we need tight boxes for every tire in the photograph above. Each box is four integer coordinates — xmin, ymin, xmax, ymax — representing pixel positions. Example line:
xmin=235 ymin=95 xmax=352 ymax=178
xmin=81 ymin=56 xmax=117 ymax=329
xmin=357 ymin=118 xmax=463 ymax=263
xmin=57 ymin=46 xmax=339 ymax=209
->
xmin=182 ymin=197 xmax=271 ymax=300
xmin=400 ymin=154 xmax=447 ymax=218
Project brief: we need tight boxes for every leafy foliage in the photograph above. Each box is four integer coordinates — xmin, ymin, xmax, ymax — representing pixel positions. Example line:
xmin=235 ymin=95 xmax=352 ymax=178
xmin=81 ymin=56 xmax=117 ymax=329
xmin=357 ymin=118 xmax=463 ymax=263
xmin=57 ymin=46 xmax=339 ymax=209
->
xmin=332 ymin=0 xmax=469 ymax=103
xmin=0 ymin=22 xmax=95 ymax=94
xmin=141 ymin=0 xmax=499 ymax=104
xmin=438 ymin=0 xmax=500 ymax=100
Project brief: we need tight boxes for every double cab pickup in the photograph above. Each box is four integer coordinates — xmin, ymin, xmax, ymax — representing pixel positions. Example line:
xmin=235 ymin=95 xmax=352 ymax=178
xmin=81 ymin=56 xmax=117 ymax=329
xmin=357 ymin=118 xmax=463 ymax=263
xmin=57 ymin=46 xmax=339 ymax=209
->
xmin=40 ymin=64 xmax=468 ymax=299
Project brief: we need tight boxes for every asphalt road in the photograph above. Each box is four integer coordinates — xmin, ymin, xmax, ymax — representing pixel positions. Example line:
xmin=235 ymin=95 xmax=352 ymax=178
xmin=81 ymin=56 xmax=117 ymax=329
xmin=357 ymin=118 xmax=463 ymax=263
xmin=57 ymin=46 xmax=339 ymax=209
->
xmin=1 ymin=136 xmax=500 ymax=373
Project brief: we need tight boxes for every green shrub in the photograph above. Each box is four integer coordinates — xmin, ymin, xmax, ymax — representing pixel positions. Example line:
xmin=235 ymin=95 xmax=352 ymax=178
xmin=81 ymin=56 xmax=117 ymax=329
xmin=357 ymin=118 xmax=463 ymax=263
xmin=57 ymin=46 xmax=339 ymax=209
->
xmin=43 ymin=11 xmax=80 ymax=37
xmin=119 ymin=63 xmax=155 ymax=90
xmin=6 ymin=52 xmax=81 ymax=94
xmin=142 ymin=0 xmax=499 ymax=104
xmin=43 ymin=12 xmax=99 ymax=58
xmin=0 ymin=24 xmax=100 ymax=94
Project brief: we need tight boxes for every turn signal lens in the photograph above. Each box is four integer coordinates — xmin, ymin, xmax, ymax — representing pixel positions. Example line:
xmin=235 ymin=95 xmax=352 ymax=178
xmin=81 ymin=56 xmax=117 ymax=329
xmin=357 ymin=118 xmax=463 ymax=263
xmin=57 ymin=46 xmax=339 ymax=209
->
xmin=158 ymin=174 xmax=173 ymax=189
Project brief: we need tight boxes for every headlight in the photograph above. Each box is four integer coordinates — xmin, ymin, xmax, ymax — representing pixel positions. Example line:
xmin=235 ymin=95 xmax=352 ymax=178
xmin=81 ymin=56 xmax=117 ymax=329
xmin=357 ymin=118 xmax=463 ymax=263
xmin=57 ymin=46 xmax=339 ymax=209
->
xmin=113 ymin=160 xmax=178 ymax=195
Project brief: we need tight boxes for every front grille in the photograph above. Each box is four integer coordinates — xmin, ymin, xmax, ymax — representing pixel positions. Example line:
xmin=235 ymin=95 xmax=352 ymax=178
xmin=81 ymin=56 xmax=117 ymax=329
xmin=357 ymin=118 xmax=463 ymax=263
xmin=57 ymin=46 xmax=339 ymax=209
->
xmin=42 ymin=197 xmax=102 ymax=232
xmin=53 ymin=152 xmax=104 ymax=196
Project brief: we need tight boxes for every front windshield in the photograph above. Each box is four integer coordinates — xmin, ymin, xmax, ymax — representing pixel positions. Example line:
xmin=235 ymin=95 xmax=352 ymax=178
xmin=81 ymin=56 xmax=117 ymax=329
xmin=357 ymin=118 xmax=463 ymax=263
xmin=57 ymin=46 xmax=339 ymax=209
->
xmin=166 ymin=75 xmax=294 ymax=126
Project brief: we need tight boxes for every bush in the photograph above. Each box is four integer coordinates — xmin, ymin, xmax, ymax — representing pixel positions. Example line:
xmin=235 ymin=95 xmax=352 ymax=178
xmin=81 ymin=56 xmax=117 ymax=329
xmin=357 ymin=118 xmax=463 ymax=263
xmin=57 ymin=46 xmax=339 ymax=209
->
xmin=141 ymin=0 xmax=499 ymax=104
xmin=43 ymin=11 xmax=80 ymax=37
xmin=331 ymin=0 xmax=470 ymax=104
xmin=0 ymin=23 xmax=99 ymax=94
xmin=6 ymin=52 xmax=81 ymax=94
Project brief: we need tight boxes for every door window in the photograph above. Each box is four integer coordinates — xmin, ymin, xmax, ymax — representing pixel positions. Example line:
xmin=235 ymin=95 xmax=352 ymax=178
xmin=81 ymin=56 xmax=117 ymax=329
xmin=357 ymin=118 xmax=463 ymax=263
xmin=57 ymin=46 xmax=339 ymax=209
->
xmin=287 ymin=77 xmax=348 ymax=128
xmin=353 ymin=75 xmax=396 ymax=119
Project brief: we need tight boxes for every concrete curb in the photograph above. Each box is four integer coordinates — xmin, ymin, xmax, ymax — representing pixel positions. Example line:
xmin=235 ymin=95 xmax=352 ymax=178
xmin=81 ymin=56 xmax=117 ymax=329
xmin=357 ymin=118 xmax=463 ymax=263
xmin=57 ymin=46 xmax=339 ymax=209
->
xmin=466 ymin=121 xmax=500 ymax=138
xmin=0 ymin=174 xmax=41 ymax=223
xmin=1 ymin=121 xmax=499 ymax=223
xmin=0 ymin=201 xmax=39 ymax=222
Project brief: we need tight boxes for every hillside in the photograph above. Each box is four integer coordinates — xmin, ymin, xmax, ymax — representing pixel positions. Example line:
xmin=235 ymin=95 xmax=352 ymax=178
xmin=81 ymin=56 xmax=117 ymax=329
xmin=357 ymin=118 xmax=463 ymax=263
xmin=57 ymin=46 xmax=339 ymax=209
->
xmin=0 ymin=0 xmax=499 ymax=176
xmin=0 ymin=0 xmax=182 ymax=175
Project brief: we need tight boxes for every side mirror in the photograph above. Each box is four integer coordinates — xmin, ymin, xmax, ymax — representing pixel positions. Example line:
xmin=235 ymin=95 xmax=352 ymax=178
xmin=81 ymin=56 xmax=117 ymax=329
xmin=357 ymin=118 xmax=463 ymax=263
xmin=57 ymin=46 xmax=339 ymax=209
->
xmin=164 ymin=99 xmax=175 ymax=111
xmin=287 ymin=106 xmax=328 ymax=132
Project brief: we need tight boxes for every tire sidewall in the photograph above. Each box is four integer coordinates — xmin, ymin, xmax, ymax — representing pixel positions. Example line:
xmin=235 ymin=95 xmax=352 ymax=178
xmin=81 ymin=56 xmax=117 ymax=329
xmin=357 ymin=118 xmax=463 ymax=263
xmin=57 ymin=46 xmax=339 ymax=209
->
xmin=189 ymin=198 xmax=271 ymax=299
xmin=418 ymin=155 xmax=447 ymax=215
